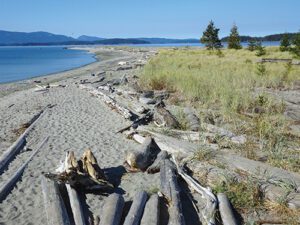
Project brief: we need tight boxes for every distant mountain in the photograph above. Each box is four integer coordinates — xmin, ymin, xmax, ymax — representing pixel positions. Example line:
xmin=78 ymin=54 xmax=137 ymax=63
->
xmin=0 ymin=30 xmax=75 ymax=44
xmin=138 ymin=38 xmax=199 ymax=44
xmin=221 ymin=32 xmax=299 ymax=42
xmin=77 ymin=35 xmax=105 ymax=42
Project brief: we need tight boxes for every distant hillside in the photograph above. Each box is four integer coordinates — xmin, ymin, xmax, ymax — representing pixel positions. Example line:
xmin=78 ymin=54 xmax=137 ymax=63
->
xmin=0 ymin=30 xmax=75 ymax=44
xmin=77 ymin=35 xmax=105 ymax=42
xmin=221 ymin=32 xmax=299 ymax=42
xmin=138 ymin=38 xmax=199 ymax=44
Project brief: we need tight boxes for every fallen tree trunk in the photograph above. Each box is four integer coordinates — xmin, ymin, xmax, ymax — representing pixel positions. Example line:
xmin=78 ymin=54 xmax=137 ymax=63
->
xmin=160 ymin=159 xmax=185 ymax=225
xmin=147 ymin=150 xmax=169 ymax=174
xmin=123 ymin=191 xmax=148 ymax=225
xmin=0 ymin=136 xmax=49 ymax=202
xmin=172 ymin=156 xmax=217 ymax=225
xmin=217 ymin=193 xmax=238 ymax=225
xmin=41 ymin=177 xmax=71 ymax=225
xmin=99 ymin=193 xmax=125 ymax=225
xmin=79 ymin=84 xmax=134 ymax=120
xmin=140 ymin=194 xmax=160 ymax=225
xmin=66 ymin=184 xmax=86 ymax=225
xmin=0 ymin=109 xmax=47 ymax=173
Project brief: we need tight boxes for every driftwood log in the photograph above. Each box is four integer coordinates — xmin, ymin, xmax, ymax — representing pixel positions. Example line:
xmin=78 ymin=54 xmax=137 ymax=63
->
xmin=146 ymin=150 xmax=169 ymax=174
xmin=99 ymin=193 xmax=125 ymax=225
xmin=41 ymin=177 xmax=71 ymax=225
xmin=217 ymin=193 xmax=238 ymax=225
xmin=184 ymin=108 xmax=200 ymax=131
xmin=66 ymin=184 xmax=86 ymax=225
xmin=173 ymin=156 xmax=217 ymax=225
xmin=140 ymin=193 xmax=160 ymax=225
xmin=0 ymin=137 xmax=49 ymax=202
xmin=116 ymin=110 xmax=153 ymax=134
xmin=45 ymin=150 xmax=113 ymax=191
xmin=160 ymin=159 xmax=185 ymax=225
xmin=0 ymin=109 xmax=47 ymax=173
xmin=124 ymin=137 xmax=160 ymax=172
xmin=123 ymin=191 xmax=148 ymax=225
xmin=154 ymin=104 xmax=179 ymax=128
xmin=79 ymin=84 xmax=134 ymax=120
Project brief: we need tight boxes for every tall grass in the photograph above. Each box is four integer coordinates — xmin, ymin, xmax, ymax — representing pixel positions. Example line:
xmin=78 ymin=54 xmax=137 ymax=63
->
xmin=140 ymin=47 xmax=299 ymax=114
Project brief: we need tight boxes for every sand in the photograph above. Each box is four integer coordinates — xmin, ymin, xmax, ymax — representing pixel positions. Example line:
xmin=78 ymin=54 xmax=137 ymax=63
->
xmin=0 ymin=47 xmax=159 ymax=224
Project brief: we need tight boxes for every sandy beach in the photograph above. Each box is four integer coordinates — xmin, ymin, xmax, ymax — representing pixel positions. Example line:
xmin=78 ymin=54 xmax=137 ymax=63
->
xmin=0 ymin=46 xmax=159 ymax=224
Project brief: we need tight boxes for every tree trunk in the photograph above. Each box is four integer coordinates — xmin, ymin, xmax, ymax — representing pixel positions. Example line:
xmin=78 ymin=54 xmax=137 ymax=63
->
xmin=66 ymin=184 xmax=86 ymax=225
xmin=123 ymin=191 xmax=148 ymax=225
xmin=140 ymin=194 xmax=160 ymax=225
xmin=99 ymin=193 xmax=125 ymax=225
xmin=217 ymin=193 xmax=238 ymax=225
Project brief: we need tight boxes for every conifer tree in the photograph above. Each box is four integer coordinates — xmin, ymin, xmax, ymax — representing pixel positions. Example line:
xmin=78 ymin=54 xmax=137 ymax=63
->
xmin=228 ymin=24 xmax=242 ymax=49
xmin=255 ymin=41 xmax=266 ymax=56
xmin=291 ymin=32 xmax=300 ymax=57
xmin=200 ymin=20 xmax=223 ymax=50
xmin=247 ymin=39 xmax=257 ymax=51
xmin=280 ymin=34 xmax=291 ymax=51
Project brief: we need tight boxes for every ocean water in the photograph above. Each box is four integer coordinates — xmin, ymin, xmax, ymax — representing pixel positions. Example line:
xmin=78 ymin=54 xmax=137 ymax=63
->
xmin=0 ymin=46 xmax=96 ymax=83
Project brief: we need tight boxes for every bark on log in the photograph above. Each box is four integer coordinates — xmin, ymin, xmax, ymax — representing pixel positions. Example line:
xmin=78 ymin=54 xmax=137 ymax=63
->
xmin=160 ymin=159 xmax=185 ymax=225
xmin=140 ymin=194 xmax=160 ymax=225
xmin=0 ymin=137 xmax=49 ymax=202
xmin=184 ymin=108 xmax=200 ymax=131
xmin=125 ymin=137 xmax=160 ymax=172
xmin=0 ymin=109 xmax=46 ymax=173
xmin=147 ymin=150 xmax=169 ymax=174
xmin=41 ymin=177 xmax=71 ymax=225
xmin=99 ymin=193 xmax=125 ymax=225
xmin=123 ymin=191 xmax=148 ymax=225
xmin=217 ymin=193 xmax=238 ymax=225
xmin=79 ymin=84 xmax=134 ymax=120
xmin=66 ymin=184 xmax=86 ymax=225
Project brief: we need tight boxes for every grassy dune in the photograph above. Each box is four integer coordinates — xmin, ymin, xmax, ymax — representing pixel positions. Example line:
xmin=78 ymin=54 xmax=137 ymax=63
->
xmin=140 ymin=47 xmax=300 ymax=172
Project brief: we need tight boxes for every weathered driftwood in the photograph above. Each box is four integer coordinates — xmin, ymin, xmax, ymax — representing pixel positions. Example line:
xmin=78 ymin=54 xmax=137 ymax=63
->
xmin=154 ymin=105 xmax=180 ymax=128
xmin=99 ymin=193 xmax=125 ymax=225
xmin=217 ymin=193 xmax=238 ymax=225
xmin=45 ymin=150 xmax=113 ymax=191
xmin=0 ymin=137 xmax=49 ymax=202
xmin=124 ymin=137 xmax=160 ymax=172
xmin=41 ymin=177 xmax=71 ymax=225
xmin=173 ymin=156 xmax=217 ymax=225
xmin=123 ymin=191 xmax=148 ymax=225
xmin=140 ymin=194 xmax=160 ymax=225
xmin=160 ymin=159 xmax=185 ymax=225
xmin=260 ymin=58 xmax=292 ymax=63
xmin=0 ymin=109 xmax=47 ymax=173
xmin=184 ymin=108 xmax=200 ymax=131
xmin=79 ymin=84 xmax=134 ymax=120
xmin=116 ymin=110 xmax=153 ymax=134
xmin=66 ymin=184 xmax=86 ymax=225
xmin=147 ymin=150 xmax=169 ymax=174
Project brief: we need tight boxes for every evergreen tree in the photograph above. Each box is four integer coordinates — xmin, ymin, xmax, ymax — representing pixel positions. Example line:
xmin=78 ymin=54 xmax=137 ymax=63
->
xmin=228 ymin=24 xmax=242 ymax=49
xmin=280 ymin=34 xmax=291 ymax=51
xmin=247 ymin=39 xmax=257 ymax=51
xmin=200 ymin=20 xmax=223 ymax=50
xmin=255 ymin=41 xmax=266 ymax=56
xmin=291 ymin=33 xmax=300 ymax=57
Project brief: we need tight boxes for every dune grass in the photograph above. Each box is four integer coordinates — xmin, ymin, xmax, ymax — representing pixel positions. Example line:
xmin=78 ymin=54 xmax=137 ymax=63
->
xmin=140 ymin=47 xmax=300 ymax=172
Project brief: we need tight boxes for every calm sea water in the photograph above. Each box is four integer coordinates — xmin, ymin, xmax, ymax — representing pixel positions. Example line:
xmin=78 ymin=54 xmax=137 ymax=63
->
xmin=0 ymin=46 xmax=96 ymax=83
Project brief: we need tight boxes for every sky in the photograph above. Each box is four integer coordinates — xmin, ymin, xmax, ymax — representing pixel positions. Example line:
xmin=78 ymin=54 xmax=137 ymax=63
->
xmin=0 ymin=0 xmax=299 ymax=39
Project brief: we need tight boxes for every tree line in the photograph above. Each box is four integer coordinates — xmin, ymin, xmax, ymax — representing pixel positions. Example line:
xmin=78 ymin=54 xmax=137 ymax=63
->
xmin=200 ymin=21 xmax=300 ymax=57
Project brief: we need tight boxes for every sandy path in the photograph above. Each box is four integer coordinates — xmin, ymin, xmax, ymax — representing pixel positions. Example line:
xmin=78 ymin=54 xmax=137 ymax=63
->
xmin=0 ymin=47 xmax=159 ymax=225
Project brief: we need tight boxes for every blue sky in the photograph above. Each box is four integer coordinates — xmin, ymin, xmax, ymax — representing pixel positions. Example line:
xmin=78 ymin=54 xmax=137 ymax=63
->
xmin=0 ymin=0 xmax=299 ymax=38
